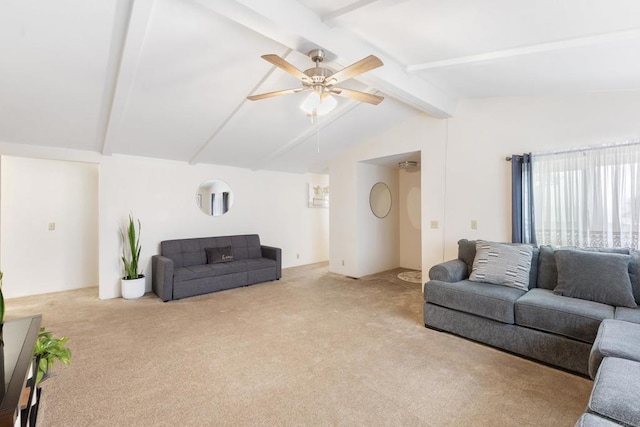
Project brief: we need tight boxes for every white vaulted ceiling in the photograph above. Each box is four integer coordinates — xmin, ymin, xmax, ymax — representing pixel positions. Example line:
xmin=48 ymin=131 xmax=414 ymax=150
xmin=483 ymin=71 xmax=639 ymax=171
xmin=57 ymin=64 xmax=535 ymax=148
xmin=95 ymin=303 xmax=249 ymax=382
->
xmin=1 ymin=0 xmax=640 ymax=173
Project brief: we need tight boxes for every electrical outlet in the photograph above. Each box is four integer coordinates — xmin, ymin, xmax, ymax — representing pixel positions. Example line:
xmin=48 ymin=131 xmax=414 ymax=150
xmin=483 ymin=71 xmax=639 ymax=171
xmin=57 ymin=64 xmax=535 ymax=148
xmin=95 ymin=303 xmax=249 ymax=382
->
xmin=471 ymin=220 xmax=478 ymax=230
xmin=296 ymin=253 xmax=300 ymax=259
xmin=430 ymin=220 xmax=439 ymax=229
xmin=48 ymin=222 xmax=56 ymax=231
xmin=341 ymin=260 xmax=345 ymax=266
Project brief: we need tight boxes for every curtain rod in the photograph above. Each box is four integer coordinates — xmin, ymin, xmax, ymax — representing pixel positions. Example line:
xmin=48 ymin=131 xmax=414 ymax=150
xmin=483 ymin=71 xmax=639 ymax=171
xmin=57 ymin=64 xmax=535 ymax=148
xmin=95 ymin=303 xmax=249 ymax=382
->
xmin=505 ymin=140 xmax=640 ymax=161
xmin=533 ymin=140 xmax=640 ymax=158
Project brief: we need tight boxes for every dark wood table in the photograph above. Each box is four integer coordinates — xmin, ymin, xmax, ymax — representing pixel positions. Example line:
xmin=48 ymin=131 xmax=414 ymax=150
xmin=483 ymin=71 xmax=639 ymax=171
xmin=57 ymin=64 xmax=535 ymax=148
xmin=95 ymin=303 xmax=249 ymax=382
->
xmin=0 ymin=316 xmax=42 ymax=427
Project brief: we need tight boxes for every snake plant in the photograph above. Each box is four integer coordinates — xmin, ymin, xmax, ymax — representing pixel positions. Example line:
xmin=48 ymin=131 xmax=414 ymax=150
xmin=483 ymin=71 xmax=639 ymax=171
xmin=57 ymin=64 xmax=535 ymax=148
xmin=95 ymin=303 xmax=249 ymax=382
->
xmin=120 ymin=214 xmax=143 ymax=280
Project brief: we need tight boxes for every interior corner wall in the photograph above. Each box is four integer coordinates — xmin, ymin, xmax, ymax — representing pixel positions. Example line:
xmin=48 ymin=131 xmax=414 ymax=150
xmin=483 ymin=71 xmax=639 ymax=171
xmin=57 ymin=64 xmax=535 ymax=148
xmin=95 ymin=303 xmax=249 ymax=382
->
xmin=399 ymin=167 xmax=421 ymax=270
xmin=329 ymin=113 xmax=448 ymax=281
xmin=0 ymin=156 xmax=99 ymax=298
xmin=355 ymin=163 xmax=399 ymax=277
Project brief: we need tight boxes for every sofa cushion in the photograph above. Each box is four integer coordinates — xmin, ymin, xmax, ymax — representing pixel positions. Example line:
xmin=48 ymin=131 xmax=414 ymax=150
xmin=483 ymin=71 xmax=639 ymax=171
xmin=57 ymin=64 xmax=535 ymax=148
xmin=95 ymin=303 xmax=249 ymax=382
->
xmin=425 ymin=279 xmax=526 ymax=324
xmin=161 ymin=234 xmax=264 ymax=267
xmin=469 ymin=241 xmax=533 ymax=290
xmin=589 ymin=319 xmax=640 ymax=378
xmin=553 ymin=250 xmax=636 ymax=308
xmin=575 ymin=413 xmax=625 ymax=427
xmin=205 ymin=246 xmax=234 ymax=264
xmin=515 ymin=288 xmax=614 ymax=343
xmin=629 ymin=249 xmax=640 ymax=304
xmin=457 ymin=239 xmax=477 ymax=276
xmin=588 ymin=357 xmax=640 ymax=427
xmin=537 ymin=245 xmax=559 ymax=290
xmin=536 ymin=246 xmax=630 ymax=290
xmin=174 ymin=261 xmax=249 ymax=282
xmin=458 ymin=239 xmax=539 ymax=288
xmin=614 ymin=307 xmax=640 ymax=325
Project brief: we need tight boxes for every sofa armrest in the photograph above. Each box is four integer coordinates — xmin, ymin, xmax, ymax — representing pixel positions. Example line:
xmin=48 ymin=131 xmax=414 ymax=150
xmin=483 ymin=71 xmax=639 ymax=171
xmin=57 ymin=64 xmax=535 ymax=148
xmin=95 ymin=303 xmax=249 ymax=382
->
xmin=261 ymin=245 xmax=282 ymax=279
xmin=428 ymin=259 xmax=468 ymax=282
xmin=152 ymin=255 xmax=174 ymax=302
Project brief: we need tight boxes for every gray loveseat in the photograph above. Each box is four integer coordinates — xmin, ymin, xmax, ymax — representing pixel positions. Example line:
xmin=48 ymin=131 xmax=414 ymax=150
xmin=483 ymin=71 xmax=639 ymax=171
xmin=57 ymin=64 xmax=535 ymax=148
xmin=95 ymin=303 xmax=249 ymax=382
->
xmin=151 ymin=234 xmax=281 ymax=302
xmin=423 ymin=239 xmax=640 ymax=376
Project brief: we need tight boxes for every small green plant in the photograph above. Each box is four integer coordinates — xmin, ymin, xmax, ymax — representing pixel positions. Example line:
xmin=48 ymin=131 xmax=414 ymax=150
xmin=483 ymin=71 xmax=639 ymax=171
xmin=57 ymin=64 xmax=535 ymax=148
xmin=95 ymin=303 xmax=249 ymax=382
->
xmin=34 ymin=327 xmax=71 ymax=384
xmin=120 ymin=214 xmax=142 ymax=280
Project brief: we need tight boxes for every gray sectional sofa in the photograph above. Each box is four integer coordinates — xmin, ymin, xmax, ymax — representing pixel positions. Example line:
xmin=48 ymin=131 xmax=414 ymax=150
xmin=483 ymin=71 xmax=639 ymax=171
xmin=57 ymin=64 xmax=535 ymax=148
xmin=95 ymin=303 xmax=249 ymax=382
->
xmin=151 ymin=234 xmax=281 ymax=302
xmin=575 ymin=319 xmax=640 ymax=426
xmin=423 ymin=239 xmax=640 ymax=376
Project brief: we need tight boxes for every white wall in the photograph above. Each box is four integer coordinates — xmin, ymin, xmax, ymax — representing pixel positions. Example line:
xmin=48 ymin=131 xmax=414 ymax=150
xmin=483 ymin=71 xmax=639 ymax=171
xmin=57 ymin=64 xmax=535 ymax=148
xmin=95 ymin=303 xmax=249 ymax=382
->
xmin=0 ymin=142 xmax=329 ymax=299
xmin=329 ymin=113 xmax=448 ymax=281
xmin=99 ymin=155 xmax=329 ymax=299
xmin=0 ymin=156 xmax=99 ymax=298
xmin=399 ymin=167 xmax=421 ymax=270
xmin=356 ymin=163 xmax=399 ymax=277
xmin=330 ymin=90 xmax=640 ymax=281
xmin=442 ymin=91 xmax=640 ymax=259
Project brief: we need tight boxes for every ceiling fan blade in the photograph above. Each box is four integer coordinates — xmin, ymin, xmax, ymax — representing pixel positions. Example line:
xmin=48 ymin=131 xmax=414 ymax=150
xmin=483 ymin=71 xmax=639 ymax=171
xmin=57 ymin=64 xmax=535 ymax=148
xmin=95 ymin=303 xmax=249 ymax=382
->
xmin=330 ymin=88 xmax=384 ymax=105
xmin=247 ymin=88 xmax=305 ymax=101
xmin=328 ymin=55 xmax=383 ymax=84
xmin=261 ymin=54 xmax=310 ymax=82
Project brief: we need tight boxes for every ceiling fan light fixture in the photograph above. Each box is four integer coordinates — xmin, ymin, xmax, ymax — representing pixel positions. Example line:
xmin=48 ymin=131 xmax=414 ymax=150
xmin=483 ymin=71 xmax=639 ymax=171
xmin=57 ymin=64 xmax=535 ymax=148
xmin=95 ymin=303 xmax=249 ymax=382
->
xmin=300 ymin=90 xmax=337 ymax=116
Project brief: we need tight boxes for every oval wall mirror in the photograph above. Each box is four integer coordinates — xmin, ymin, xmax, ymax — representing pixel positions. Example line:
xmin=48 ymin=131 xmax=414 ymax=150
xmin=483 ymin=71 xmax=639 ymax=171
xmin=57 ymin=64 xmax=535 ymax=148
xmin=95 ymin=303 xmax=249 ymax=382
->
xmin=369 ymin=182 xmax=392 ymax=218
xmin=196 ymin=179 xmax=234 ymax=216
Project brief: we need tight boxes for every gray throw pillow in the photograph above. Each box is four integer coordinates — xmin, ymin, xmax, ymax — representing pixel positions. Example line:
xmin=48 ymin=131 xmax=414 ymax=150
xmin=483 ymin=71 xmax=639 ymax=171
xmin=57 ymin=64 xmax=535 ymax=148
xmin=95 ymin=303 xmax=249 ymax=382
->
xmin=205 ymin=246 xmax=234 ymax=264
xmin=553 ymin=250 xmax=637 ymax=308
xmin=469 ymin=241 xmax=533 ymax=291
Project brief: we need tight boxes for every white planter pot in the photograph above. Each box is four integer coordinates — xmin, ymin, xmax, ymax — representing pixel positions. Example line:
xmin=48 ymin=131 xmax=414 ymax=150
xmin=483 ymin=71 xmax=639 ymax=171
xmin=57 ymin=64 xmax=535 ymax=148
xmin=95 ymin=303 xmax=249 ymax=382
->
xmin=121 ymin=275 xmax=145 ymax=300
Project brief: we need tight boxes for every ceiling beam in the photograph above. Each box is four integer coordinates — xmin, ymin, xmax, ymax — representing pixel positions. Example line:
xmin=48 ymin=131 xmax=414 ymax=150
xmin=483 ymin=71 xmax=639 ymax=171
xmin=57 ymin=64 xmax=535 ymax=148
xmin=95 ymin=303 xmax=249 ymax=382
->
xmin=322 ymin=0 xmax=408 ymax=24
xmin=321 ymin=0 xmax=379 ymax=23
xmin=408 ymin=28 xmax=640 ymax=71
xmin=191 ymin=0 xmax=456 ymax=118
xmin=101 ymin=0 xmax=156 ymax=155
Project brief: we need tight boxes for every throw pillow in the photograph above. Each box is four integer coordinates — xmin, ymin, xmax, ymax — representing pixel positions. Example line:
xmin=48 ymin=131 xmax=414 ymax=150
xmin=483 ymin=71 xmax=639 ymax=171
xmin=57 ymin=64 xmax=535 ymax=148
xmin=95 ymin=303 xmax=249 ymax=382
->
xmin=469 ymin=241 xmax=533 ymax=291
xmin=553 ymin=250 xmax=637 ymax=308
xmin=205 ymin=246 xmax=234 ymax=264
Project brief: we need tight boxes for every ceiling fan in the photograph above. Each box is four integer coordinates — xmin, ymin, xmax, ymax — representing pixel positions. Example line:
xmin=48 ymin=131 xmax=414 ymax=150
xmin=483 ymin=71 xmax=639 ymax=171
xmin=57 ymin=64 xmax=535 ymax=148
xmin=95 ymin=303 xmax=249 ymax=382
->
xmin=247 ymin=49 xmax=384 ymax=116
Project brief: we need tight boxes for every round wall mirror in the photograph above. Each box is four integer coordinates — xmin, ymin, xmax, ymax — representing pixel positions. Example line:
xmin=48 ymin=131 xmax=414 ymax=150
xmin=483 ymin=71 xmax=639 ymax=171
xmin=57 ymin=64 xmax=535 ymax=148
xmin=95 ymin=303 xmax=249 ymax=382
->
xmin=196 ymin=179 xmax=234 ymax=216
xmin=369 ymin=182 xmax=392 ymax=218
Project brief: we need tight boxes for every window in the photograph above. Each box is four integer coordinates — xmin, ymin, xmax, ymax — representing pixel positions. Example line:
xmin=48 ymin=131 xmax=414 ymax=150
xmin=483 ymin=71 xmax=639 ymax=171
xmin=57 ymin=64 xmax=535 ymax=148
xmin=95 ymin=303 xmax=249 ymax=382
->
xmin=532 ymin=142 xmax=640 ymax=248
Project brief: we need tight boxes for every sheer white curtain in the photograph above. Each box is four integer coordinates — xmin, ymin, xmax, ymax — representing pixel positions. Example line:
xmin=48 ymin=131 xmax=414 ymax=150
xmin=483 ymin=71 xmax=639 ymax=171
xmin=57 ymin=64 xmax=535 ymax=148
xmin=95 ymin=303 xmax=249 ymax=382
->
xmin=532 ymin=142 xmax=640 ymax=248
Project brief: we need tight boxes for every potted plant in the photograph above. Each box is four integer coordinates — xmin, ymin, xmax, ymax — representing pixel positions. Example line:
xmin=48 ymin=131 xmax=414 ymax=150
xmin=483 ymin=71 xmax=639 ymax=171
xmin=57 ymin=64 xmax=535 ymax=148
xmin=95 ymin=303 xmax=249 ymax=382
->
xmin=35 ymin=327 xmax=71 ymax=384
xmin=120 ymin=214 xmax=145 ymax=299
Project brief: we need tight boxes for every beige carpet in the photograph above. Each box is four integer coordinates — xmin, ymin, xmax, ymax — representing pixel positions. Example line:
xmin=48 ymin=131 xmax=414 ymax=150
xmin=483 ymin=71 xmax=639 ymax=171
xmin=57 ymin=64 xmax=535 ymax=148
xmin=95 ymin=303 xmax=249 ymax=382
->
xmin=6 ymin=263 xmax=591 ymax=426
